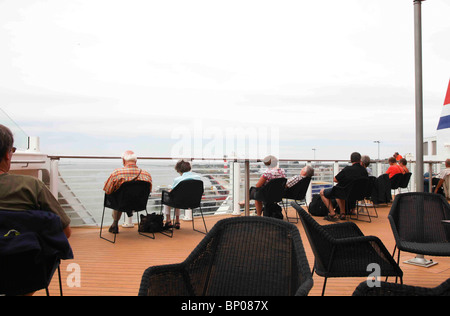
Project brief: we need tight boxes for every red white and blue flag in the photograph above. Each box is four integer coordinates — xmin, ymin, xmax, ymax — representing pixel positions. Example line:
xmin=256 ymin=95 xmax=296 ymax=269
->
xmin=437 ymin=79 xmax=450 ymax=131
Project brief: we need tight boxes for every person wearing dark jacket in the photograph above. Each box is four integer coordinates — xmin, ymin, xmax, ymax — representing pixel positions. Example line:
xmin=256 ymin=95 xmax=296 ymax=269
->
xmin=320 ymin=152 xmax=368 ymax=222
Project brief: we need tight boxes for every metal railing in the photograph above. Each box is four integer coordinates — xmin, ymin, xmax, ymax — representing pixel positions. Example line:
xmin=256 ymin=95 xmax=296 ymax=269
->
xmin=43 ymin=155 xmax=446 ymax=227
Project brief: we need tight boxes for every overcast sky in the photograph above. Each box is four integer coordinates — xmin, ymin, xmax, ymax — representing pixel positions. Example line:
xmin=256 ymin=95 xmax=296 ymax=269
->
xmin=0 ymin=0 xmax=449 ymax=160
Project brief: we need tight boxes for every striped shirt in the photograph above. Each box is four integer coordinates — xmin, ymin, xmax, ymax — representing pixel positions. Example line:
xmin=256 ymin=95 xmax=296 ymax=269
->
xmin=286 ymin=175 xmax=304 ymax=188
xmin=103 ymin=164 xmax=152 ymax=195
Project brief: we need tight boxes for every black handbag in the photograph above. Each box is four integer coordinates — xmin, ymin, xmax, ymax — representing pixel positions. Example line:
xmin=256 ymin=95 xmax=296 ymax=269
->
xmin=139 ymin=213 xmax=164 ymax=233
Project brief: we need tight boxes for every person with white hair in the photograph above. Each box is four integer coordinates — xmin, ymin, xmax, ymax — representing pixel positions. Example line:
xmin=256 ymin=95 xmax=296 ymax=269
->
xmin=103 ymin=150 xmax=152 ymax=234
xmin=286 ymin=165 xmax=314 ymax=189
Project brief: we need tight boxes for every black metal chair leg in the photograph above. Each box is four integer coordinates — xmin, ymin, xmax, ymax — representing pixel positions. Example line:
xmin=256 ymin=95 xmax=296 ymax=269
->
xmin=283 ymin=199 xmax=300 ymax=224
xmin=321 ymin=277 xmax=328 ymax=296
xmin=99 ymin=206 xmax=117 ymax=243
xmin=158 ymin=204 xmax=174 ymax=238
xmin=192 ymin=206 xmax=207 ymax=234
xmin=58 ymin=264 xmax=63 ymax=296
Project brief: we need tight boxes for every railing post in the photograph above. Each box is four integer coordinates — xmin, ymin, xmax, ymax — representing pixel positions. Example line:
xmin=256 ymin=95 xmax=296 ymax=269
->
xmin=333 ymin=161 xmax=339 ymax=185
xmin=409 ymin=161 xmax=416 ymax=192
xmin=49 ymin=158 xmax=59 ymax=199
xmin=232 ymin=162 xmax=241 ymax=215
xmin=428 ymin=162 xmax=434 ymax=193
xmin=244 ymin=160 xmax=250 ymax=216
xmin=306 ymin=161 xmax=313 ymax=204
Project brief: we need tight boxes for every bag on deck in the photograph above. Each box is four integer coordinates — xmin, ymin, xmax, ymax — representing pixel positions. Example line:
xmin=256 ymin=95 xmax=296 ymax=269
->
xmin=139 ymin=213 xmax=164 ymax=233
xmin=308 ymin=194 xmax=329 ymax=217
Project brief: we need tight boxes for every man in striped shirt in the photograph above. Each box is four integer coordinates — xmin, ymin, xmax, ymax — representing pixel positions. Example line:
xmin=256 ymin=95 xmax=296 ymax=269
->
xmin=103 ymin=150 xmax=152 ymax=234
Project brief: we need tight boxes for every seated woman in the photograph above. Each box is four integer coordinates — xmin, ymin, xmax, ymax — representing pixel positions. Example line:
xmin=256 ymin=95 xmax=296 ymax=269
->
xmin=250 ymin=155 xmax=286 ymax=216
xmin=399 ymin=158 xmax=409 ymax=173
xmin=163 ymin=159 xmax=201 ymax=229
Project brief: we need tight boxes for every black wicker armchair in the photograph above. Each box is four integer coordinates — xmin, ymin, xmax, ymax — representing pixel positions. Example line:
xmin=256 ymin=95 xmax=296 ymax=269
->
xmin=138 ymin=216 xmax=313 ymax=296
xmin=388 ymin=192 xmax=450 ymax=267
xmin=353 ymin=278 xmax=450 ymax=296
xmin=293 ymin=202 xmax=403 ymax=296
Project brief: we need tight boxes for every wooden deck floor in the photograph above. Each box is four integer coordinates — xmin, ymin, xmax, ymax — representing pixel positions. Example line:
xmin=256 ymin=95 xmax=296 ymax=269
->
xmin=37 ymin=204 xmax=450 ymax=296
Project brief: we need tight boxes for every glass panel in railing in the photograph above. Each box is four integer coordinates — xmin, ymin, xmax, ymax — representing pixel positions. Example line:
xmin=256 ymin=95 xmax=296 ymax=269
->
xmin=0 ymin=108 xmax=29 ymax=150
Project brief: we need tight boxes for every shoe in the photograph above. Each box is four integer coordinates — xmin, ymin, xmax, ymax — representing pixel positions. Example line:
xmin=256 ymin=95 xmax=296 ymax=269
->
xmin=324 ymin=214 xmax=339 ymax=222
xmin=109 ymin=225 xmax=119 ymax=234
xmin=174 ymin=222 xmax=181 ymax=230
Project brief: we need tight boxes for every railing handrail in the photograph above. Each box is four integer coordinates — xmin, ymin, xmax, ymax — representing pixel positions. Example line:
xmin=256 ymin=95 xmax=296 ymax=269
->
xmin=47 ymin=155 xmax=446 ymax=164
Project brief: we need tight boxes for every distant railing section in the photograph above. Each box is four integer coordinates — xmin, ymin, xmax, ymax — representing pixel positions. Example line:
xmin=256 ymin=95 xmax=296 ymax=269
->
xmin=46 ymin=156 xmax=446 ymax=227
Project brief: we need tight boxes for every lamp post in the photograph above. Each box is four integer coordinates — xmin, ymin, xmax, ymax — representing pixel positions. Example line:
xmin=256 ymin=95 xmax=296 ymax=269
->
xmin=312 ymin=148 xmax=316 ymax=160
xmin=404 ymin=0 xmax=438 ymax=269
xmin=414 ymin=0 xmax=425 ymax=193
xmin=373 ymin=141 xmax=381 ymax=160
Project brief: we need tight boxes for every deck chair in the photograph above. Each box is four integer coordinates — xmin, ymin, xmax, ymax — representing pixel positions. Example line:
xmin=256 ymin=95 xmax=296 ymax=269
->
xmin=283 ymin=177 xmax=312 ymax=223
xmin=327 ymin=177 xmax=370 ymax=220
xmin=389 ymin=173 xmax=403 ymax=197
xmin=294 ymin=203 xmax=403 ymax=296
xmin=350 ymin=176 xmax=379 ymax=222
xmin=138 ymin=216 xmax=313 ymax=296
xmin=388 ymin=192 xmax=450 ymax=268
xmin=160 ymin=179 xmax=206 ymax=237
xmin=255 ymin=178 xmax=287 ymax=219
xmin=398 ymin=172 xmax=412 ymax=193
xmin=100 ymin=180 xmax=152 ymax=243
xmin=0 ymin=210 xmax=73 ymax=296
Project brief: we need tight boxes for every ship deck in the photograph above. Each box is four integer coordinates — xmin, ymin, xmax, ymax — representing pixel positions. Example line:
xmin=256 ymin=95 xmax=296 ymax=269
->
xmin=37 ymin=204 xmax=450 ymax=296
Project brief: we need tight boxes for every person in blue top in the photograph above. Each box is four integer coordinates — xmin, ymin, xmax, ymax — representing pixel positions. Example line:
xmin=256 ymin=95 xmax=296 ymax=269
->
xmin=163 ymin=159 xmax=201 ymax=229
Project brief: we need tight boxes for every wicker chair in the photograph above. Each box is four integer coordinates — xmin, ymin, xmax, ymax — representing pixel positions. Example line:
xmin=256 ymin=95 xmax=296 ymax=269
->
xmin=138 ymin=216 xmax=313 ymax=296
xmin=388 ymin=192 xmax=450 ymax=266
xmin=353 ymin=278 xmax=450 ymax=296
xmin=293 ymin=202 xmax=403 ymax=296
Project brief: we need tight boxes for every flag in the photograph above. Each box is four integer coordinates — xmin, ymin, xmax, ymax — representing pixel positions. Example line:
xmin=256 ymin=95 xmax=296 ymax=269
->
xmin=437 ymin=79 xmax=450 ymax=130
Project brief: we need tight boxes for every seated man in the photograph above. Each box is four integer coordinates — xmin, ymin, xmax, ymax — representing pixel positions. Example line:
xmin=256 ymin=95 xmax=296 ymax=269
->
xmin=434 ymin=159 xmax=450 ymax=199
xmin=103 ymin=150 xmax=152 ymax=234
xmin=386 ymin=157 xmax=404 ymax=178
xmin=0 ymin=124 xmax=72 ymax=238
xmin=286 ymin=165 xmax=314 ymax=188
xmin=320 ymin=152 xmax=368 ymax=221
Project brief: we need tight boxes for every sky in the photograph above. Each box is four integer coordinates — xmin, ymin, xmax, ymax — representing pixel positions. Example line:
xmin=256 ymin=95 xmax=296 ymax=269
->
xmin=0 ymin=0 xmax=449 ymax=161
